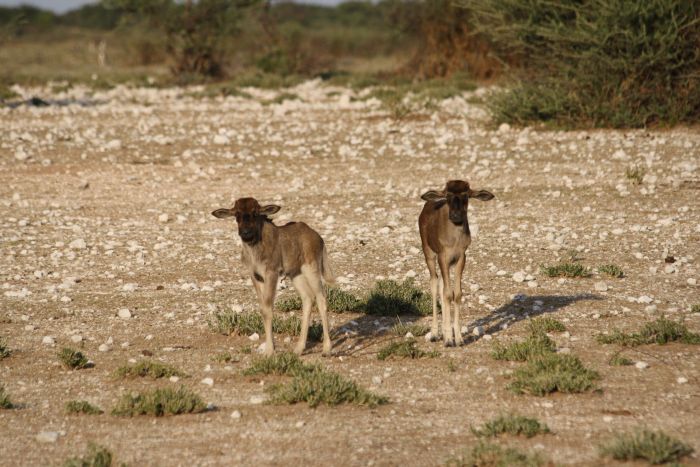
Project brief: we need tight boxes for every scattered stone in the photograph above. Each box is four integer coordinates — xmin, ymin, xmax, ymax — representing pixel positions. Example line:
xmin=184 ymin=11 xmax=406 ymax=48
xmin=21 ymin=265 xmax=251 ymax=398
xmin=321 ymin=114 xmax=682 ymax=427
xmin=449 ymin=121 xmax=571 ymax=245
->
xmin=372 ymin=376 xmax=382 ymax=385
xmin=404 ymin=332 xmax=414 ymax=339
xmin=231 ymin=410 xmax=242 ymax=419
xmin=117 ymin=308 xmax=132 ymax=319
xmin=688 ymin=278 xmax=697 ymax=286
xmin=249 ymin=333 xmax=260 ymax=341
xmin=98 ymin=344 xmax=110 ymax=352
xmin=42 ymin=336 xmax=55 ymax=345
xmin=594 ymin=281 xmax=608 ymax=292
xmin=512 ymin=271 xmax=526 ymax=283
xmin=169 ymin=376 xmax=180 ymax=383
xmin=249 ymin=395 xmax=265 ymax=405
xmin=201 ymin=377 xmax=214 ymax=386
xmin=70 ymin=335 xmax=83 ymax=343
xmin=158 ymin=213 xmax=170 ymax=223
xmin=424 ymin=332 xmax=433 ymax=342
xmin=36 ymin=431 xmax=59 ymax=443
xmin=472 ymin=326 xmax=484 ymax=337
xmin=635 ymin=361 xmax=649 ymax=370
xmin=68 ymin=238 xmax=86 ymax=250
xmin=677 ymin=377 xmax=688 ymax=384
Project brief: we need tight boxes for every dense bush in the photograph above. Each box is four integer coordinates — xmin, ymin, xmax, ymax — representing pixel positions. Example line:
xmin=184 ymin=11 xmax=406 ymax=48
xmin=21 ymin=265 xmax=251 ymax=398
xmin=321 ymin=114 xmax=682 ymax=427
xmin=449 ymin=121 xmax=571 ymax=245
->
xmin=466 ymin=0 xmax=700 ymax=127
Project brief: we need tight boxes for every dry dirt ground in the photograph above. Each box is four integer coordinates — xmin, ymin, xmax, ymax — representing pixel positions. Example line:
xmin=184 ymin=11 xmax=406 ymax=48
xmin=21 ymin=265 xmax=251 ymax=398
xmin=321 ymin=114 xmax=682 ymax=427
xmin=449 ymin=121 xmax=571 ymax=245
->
xmin=1 ymin=81 xmax=699 ymax=466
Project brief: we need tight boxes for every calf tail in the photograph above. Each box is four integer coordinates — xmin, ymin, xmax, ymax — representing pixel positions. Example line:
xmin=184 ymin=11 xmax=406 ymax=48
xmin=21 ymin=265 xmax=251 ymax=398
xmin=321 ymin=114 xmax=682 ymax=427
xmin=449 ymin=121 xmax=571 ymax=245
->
xmin=320 ymin=245 xmax=336 ymax=286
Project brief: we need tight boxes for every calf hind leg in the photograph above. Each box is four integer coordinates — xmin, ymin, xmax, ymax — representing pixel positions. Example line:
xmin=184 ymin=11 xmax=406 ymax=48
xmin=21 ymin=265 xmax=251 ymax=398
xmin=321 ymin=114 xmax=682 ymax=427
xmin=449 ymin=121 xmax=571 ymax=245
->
xmin=292 ymin=275 xmax=315 ymax=355
xmin=304 ymin=266 xmax=332 ymax=356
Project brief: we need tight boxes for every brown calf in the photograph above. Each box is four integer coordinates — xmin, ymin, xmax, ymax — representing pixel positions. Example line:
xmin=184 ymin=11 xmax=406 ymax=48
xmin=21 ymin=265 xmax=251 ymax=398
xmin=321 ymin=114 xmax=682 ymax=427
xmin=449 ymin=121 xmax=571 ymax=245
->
xmin=212 ymin=197 xmax=335 ymax=356
xmin=418 ymin=180 xmax=494 ymax=346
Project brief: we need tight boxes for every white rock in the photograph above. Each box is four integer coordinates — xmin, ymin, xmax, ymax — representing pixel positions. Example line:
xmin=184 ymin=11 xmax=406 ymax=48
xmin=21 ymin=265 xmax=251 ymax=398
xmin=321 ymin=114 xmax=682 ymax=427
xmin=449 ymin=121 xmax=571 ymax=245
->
xmin=594 ymin=281 xmax=608 ymax=292
xmin=249 ymin=333 xmax=260 ymax=341
xmin=105 ymin=139 xmax=122 ymax=150
xmin=404 ymin=332 xmax=414 ymax=339
xmin=472 ymin=326 xmax=484 ymax=337
xmin=249 ymin=395 xmax=265 ymax=405
xmin=496 ymin=270 xmax=507 ymax=277
xmin=36 ymin=431 xmax=59 ymax=443
xmin=121 ymin=283 xmax=138 ymax=292
xmin=687 ymin=278 xmax=696 ymax=286
xmin=158 ymin=213 xmax=170 ymax=223
xmin=169 ymin=376 xmax=180 ymax=383
xmin=117 ymin=308 xmax=132 ymax=319
xmin=42 ymin=336 xmax=55 ymax=345
xmin=527 ymin=281 xmax=538 ymax=288
xmin=512 ymin=271 xmax=526 ymax=283
xmin=70 ymin=335 xmax=83 ymax=343
xmin=69 ymin=238 xmax=87 ymax=250
xmin=635 ymin=361 xmax=649 ymax=370
xmin=638 ymin=295 xmax=653 ymax=304
xmin=231 ymin=410 xmax=242 ymax=419
xmin=201 ymin=377 xmax=214 ymax=386
xmin=295 ymin=420 xmax=305 ymax=428
xmin=256 ymin=343 xmax=267 ymax=353
xmin=677 ymin=377 xmax=688 ymax=384
xmin=424 ymin=332 xmax=434 ymax=342
xmin=98 ymin=344 xmax=110 ymax=352
xmin=372 ymin=376 xmax=383 ymax=385
xmin=461 ymin=325 xmax=469 ymax=335
xmin=498 ymin=123 xmax=511 ymax=133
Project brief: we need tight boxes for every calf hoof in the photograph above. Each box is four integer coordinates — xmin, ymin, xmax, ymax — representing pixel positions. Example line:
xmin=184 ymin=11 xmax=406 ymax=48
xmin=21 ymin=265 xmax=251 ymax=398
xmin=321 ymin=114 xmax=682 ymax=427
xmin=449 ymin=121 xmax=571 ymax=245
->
xmin=428 ymin=331 xmax=440 ymax=342
xmin=454 ymin=337 xmax=464 ymax=347
xmin=444 ymin=339 xmax=456 ymax=348
xmin=321 ymin=348 xmax=333 ymax=357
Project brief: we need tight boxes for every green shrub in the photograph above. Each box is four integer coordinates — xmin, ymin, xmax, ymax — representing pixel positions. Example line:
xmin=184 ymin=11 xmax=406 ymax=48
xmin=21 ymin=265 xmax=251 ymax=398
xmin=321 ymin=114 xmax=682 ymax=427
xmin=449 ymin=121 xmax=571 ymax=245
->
xmin=469 ymin=0 xmax=700 ymax=127
xmin=66 ymin=400 xmax=103 ymax=415
xmin=508 ymin=353 xmax=600 ymax=396
xmin=540 ymin=263 xmax=590 ymax=278
xmin=472 ymin=414 xmax=550 ymax=438
xmin=115 ymin=360 xmax=185 ymax=379
xmin=243 ymin=352 xmax=315 ymax=377
xmin=597 ymin=317 xmax=700 ymax=346
xmin=599 ymin=429 xmax=694 ymax=464
xmin=63 ymin=443 xmax=113 ymax=467
xmin=208 ymin=310 xmax=322 ymax=341
xmin=112 ymin=386 xmax=207 ymax=417
xmin=377 ymin=338 xmax=439 ymax=360
xmin=526 ymin=317 xmax=565 ymax=334
xmin=609 ymin=352 xmax=633 ymax=366
xmin=0 ymin=386 xmax=14 ymax=409
xmin=365 ymin=279 xmax=431 ymax=315
xmin=491 ymin=333 xmax=556 ymax=362
xmin=0 ymin=338 xmax=10 ymax=359
xmin=58 ymin=348 xmax=89 ymax=370
xmin=392 ymin=319 xmax=430 ymax=337
xmin=690 ymin=304 xmax=700 ymax=313
xmin=625 ymin=166 xmax=646 ymax=185
xmin=446 ymin=441 xmax=545 ymax=467
xmin=598 ymin=264 xmax=624 ymax=278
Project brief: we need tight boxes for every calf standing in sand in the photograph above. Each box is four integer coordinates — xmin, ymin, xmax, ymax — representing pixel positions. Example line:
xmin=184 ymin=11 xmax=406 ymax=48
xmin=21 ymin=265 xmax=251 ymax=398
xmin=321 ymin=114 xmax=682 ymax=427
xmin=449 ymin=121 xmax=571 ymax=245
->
xmin=212 ymin=197 xmax=334 ymax=356
xmin=419 ymin=180 xmax=494 ymax=346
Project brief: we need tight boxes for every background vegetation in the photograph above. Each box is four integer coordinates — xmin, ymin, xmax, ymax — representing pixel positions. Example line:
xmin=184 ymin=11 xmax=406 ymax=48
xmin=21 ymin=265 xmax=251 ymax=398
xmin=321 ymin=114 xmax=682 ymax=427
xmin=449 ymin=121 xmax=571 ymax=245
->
xmin=1 ymin=0 xmax=698 ymax=128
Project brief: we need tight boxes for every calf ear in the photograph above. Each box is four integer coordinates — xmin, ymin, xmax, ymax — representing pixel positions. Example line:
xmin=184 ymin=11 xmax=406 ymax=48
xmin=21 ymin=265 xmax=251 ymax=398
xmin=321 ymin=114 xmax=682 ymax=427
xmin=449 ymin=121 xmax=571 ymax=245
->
xmin=259 ymin=204 xmax=281 ymax=216
xmin=421 ymin=190 xmax=446 ymax=202
xmin=212 ymin=208 xmax=235 ymax=219
xmin=469 ymin=189 xmax=495 ymax=201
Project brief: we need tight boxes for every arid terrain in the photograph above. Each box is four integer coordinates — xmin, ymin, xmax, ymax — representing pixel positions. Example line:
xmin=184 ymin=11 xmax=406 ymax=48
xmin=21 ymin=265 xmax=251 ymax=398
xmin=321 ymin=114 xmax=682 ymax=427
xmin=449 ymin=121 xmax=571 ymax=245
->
xmin=1 ymin=81 xmax=699 ymax=466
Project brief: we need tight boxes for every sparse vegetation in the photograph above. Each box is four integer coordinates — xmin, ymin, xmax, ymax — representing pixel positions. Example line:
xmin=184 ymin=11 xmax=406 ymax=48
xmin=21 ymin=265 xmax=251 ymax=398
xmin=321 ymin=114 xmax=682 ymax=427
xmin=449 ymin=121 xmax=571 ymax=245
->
xmin=0 ymin=338 xmax=10 ymax=359
xmin=0 ymin=386 xmax=14 ymax=409
xmin=66 ymin=400 xmax=104 ymax=415
xmin=472 ymin=414 xmax=550 ymax=438
xmin=626 ymin=166 xmax=646 ymax=185
xmin=208 ymin=309 xmax=322 ymax=341
xmin=58 ymin=348 xmax=89 ymax=370
xmin=598 ymin=264 xmax=624 ymax=278
xmin=508 ymin=354 xmax=600 ymax=396
xmin=365 ymin=279 xmax=431 ymax=316
xmin=392 ymin=319 xmax=430 ymax=337
xmin=213 ymin=352 xmax=237 ymax=363
xmin=112 ymin=386 xmax=207 ymax=417
xmin=446 ymin=441 xmax=545 ymax=467
xmin=691 ymin=304 xmax=700 ymax=313
xmin=599 ymin=429 xmax=694 ymax=464
xmin=377 ymin=338 xmax=439 ymax=360
xmin=491 ymin=333 xmax=556 ymax=362
xmin=447 ymin=358 xmax=458 ymax=372
xmin=115 ymin=360 xmax=185 ymax=379
xmin=527 ymin=317 xmax=565 ymax=334
xmin=267 ymin=365 xmax=388 ymax=408
xmin=597 ymin=317 xmax=700 ymax=346
xmin=541 ymin=262 xmax=590 ymax=278
xmin=276 ymin=287 xmax=363 ymax=313
xmin=243 ymin=352 xmax=315 ymax=377
xmin=609 ymin=352 xmax=633 ymax=366
xmin=63 ymin=443 xmax=114 ymax=467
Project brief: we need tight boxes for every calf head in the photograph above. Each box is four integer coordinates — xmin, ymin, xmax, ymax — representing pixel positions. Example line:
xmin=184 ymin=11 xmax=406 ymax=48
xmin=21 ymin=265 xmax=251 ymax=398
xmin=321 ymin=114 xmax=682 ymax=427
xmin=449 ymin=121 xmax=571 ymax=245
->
xmin=211 ymin=197 xmax=281 ymax=244
xmin=421 ymin=180 xmax=494 ymax=225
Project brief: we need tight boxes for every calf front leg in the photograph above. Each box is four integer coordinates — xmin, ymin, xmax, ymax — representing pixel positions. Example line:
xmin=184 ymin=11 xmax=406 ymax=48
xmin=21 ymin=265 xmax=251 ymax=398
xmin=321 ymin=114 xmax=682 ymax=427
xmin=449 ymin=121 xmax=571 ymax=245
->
xmin=425 ymin=250 xmax=440 ymax=340
xmin=257 ymin=272 xmax=278 ymax=356
xmin=437 ymin=256 xmax=455 ymax=346
xmin=452 ymin=253 xmax=466 ymax=346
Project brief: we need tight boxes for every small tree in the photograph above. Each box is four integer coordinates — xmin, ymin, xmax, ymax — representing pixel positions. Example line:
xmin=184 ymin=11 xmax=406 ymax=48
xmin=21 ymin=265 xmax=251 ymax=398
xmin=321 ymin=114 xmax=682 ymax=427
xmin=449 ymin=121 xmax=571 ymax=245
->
xmin=106 ymin=0 xmax=260 ymax=81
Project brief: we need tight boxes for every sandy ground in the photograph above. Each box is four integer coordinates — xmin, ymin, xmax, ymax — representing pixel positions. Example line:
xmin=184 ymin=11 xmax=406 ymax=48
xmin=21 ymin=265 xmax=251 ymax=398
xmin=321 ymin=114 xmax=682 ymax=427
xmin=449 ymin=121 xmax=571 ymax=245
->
xmin=1 ymin=81 xmax=699 ymax=466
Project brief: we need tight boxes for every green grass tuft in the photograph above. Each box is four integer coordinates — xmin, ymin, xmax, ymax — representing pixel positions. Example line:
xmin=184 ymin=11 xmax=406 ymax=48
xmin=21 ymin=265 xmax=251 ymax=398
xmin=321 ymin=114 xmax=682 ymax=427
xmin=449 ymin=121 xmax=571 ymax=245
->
xmin=111 ymin=386 xmax=207 ymax=417
xmin=58 ymin=348 xmax=89 ymax=370
xmin=266 ymin=365 xmax=388 ymax=408
xmin=599 ymin=429 xmax=694 ymax=464
xmin=598 ymin=264 xmax=624 ymax=278
xmin=597 ymin=317 xmax=700 ymax=346
xmin=392 ymin=319 xmax=430 ymax=337
xmin=213 ymin=352 xmax=238 ymax=363
xmin=491 ymin=333 xmax=556 ymax=362
xmin=472 ymin=414 xmax=550 ymax=438
xmin=508 ymin=353 xmax=600 ymax=396
xmin=66 ymin=400 xmax=103 ymax=415
xmin=0 ymin=386 xmax=14 ymax=409
xmin=0 ymin=338 xmax=10 ymax=359
xmin=609 ymin=352 xmax=634 ymax=366
xmin=626 ymin=166 xmax=646 ymax=185
xmin=208 ymin=310 xmax=322 ymax=341
xmin=243 ymin=352 xmax=316 ymax=377
xmin=63 ymin=443 xmax=113 ymax=467
xmin=365 ymin=279 xmax=431 ymax=316
xmin=377 ymin=339 xmax=439 ymax=360
xmin=446 ymin=441 xmax=545 ymax=467
xmin=115 ymin=360 xmax=185 ymax=379
xmin=276 ymin=287 xmax=363 ymax=313
xmin=540 ymin=262 xmax=590 ymax=278
xmin=691 ymin=304 xmax=700 ymax=313
xmin=527 ymin=317 xmax=565 ymax=334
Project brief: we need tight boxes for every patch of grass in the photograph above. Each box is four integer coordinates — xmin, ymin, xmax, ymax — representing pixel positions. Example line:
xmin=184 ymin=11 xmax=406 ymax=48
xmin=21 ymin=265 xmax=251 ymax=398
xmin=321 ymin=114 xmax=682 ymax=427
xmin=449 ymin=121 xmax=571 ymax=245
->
xmin=597 ymin=317 xmax=700 ymax=346
xmin=599 ymin=429 xmax=694 ymax=465
xmin=365 ymin=279 xmax=431 ymax=316
xmin=609 ymin=352 xmax=634 ymax=366
xmin=267 ymin=365 xmax=388 ymax=408
xmin=491 ymin=333 xmax=556 ymax=362
xmin=377 ymin=338 xmax=439 ymax=360
xmin=392 ymin=319 xmax=430 ymax=337
xmin=0 ymin=84 xmax=19 ymax=101
xmin=63 ymin=443 xmax=113 ymax=467
xmin=213 ymin=352 xmax=238 ymax=363
xmin=508 ymin=353 xmax=600 ymax=396
xmin=276 ymin=287 xmax=363 ymax=313
xmin=0 ymin=338 xmax=10 ymax=359
xmin=540 ymin=262 xmax=591 ymax=278
xmin=527 ymin=317 xmax=565 ymax=334
xmin=58 ymin=348 xmax=89 ymax=370
xmin=447 ymin=358 xmax=458 ymax=372
xmin=243 ymin=352 xmax=315 ymax=377
xmin=115 ymin=360 xmax=185 ymax=379
xmin=111 ymin=386 xmax=207 ymax=417
xmin=0 ymin=386 xmax=14 ymax=409
xmin=66 ymin=400 xmax=103 ymax=415
xmin=626 ymin=166 xmax=646 ymax=185
xmin=262 ymin=92 xmax=300 ymax=105
xmin=472 ymin=414 xmax=550 ymax=438
xmin=446 ymin=441 xmax=545 ymax=467
xmin=208 ymin=310 xmax=323 ymax=341
xmin=691 ymin=304 xmax=700 ymax=313
xmin=598 ymin=264 xmax=624 ymax=278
